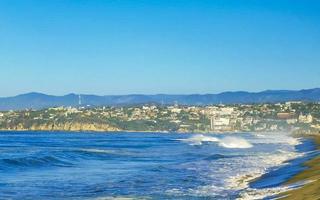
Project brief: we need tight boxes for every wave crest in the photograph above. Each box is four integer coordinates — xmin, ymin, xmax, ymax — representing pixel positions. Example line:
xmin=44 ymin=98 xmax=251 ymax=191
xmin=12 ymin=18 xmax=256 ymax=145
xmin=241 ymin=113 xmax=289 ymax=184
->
xmin=178 ymin=134 xmax=253 ymax=149
xmin=0 ymin=155 xmax=72 ymax=168
xmin=219 ymin=136 xmax=253 ymax=149
xmin=177 ymin=135 xmax=219 ymax=145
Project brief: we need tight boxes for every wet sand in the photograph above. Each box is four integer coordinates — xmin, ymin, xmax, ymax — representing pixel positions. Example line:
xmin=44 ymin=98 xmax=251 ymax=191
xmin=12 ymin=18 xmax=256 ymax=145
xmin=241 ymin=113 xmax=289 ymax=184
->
xmin=279 ymin=135 xmax=320 ymax=200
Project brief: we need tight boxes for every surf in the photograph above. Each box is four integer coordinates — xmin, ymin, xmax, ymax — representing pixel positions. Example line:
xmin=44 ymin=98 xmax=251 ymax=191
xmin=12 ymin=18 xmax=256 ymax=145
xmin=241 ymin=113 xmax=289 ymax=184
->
xmin=218 ymin=136 xmax=253 ymax=149
xmin=178 ymin=134 xmax=253 ymax=149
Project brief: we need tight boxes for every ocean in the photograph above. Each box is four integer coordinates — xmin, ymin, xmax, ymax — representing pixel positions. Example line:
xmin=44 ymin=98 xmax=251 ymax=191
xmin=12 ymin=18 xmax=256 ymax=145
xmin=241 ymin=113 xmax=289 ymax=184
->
xmin=0 ymin=131 xmax=314 ymax=199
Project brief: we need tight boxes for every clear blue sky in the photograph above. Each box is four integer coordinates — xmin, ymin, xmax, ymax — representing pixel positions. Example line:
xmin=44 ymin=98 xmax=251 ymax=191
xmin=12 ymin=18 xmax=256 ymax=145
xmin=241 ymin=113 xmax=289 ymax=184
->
xmin=0 ymin=0 xmax=319 ymax=96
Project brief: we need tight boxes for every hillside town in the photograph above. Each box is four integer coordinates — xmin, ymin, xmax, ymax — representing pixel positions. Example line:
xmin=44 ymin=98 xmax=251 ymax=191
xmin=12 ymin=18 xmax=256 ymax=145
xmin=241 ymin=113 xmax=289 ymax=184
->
xmin=0 ymin=101 xmax=319 ymax=134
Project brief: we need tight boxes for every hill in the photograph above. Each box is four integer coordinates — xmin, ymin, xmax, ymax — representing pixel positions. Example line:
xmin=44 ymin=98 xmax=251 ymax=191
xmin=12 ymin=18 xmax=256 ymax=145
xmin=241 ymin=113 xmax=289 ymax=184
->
xmin=0 ymin=88 xmax=319 ymax=111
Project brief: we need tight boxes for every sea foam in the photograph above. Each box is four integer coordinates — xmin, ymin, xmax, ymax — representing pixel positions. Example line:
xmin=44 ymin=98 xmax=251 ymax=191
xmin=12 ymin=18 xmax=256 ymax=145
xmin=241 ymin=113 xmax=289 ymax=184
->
xmin=251 ymin=132 xmax=301 ymax=146
xmin=178 ymin=134 xmax=253 ymax=149
xmin=173 ymin=132 xmax=304 ymax=199
xmin=219 ymin=136 xmax=253 ymax=149
xmin=177 ymin=135 xmax=219 ymax=145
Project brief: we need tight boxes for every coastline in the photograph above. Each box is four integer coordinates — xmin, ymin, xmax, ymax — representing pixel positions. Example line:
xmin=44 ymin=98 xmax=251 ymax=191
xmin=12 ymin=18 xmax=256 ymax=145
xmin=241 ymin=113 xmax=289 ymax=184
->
xmin=278 ymin=134 xmax=320 ymax=200
xmin=0 ymin=128 xmax=275 ymax=135
xmin=246 ymin=133 xmax=320 ymax=199
xmin=0 ymin=128 xmax=233 ymax=134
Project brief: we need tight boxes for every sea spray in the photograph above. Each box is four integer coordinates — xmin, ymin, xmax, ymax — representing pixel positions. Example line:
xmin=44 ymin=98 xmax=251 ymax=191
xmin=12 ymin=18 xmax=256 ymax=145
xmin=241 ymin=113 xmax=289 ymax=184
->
xmin=219 ymin=136 xmax=253 ymax=149
xmin=178 ymin=134 xmax=253 ymax=149
xmin=251 ymin=132 xmax=301 ymax=146
xmin=177 ymin=134 xmax=219 ymax=145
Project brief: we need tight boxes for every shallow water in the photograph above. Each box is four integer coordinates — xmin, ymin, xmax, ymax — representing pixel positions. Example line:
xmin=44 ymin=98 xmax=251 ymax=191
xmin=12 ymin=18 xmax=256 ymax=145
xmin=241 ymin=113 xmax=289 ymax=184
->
xmin=0 ymin=131 xmax=310 ymax=199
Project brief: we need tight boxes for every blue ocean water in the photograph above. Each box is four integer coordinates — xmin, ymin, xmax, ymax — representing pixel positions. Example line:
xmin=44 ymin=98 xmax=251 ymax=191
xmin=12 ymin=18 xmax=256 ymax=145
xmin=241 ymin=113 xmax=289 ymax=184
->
xmin=0 ymin=131 xmax=312 ymax=199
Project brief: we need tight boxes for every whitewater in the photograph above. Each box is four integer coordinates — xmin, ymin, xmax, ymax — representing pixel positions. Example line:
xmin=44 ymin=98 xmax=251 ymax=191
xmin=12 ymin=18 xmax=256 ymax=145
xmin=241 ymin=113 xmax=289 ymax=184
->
xmin=0 ymin=131 xmax=311 ymax=199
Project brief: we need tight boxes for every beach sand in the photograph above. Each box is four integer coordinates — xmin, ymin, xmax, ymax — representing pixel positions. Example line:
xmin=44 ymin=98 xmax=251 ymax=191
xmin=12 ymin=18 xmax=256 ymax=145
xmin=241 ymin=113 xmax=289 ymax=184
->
xmin=279 ymin=135 xmax=320 ymax=200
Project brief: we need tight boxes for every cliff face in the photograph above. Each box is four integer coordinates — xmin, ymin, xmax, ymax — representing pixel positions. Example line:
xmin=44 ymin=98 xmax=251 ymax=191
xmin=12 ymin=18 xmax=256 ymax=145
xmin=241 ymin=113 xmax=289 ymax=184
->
xmin=2 ymin=122 xmax=120 ymax=132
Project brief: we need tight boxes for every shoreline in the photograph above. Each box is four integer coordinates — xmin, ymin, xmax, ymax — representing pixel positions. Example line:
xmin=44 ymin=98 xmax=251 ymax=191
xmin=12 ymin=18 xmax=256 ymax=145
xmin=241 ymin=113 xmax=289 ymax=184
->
xmin=234 ymin=133 xmax=307 ymax=199
xmin=247 ymin=133 xmax=320 ymax=199
xmin=0 ymin=128 xmax=280 ymax=135
xmin=277 ymin=134 xmax=320 ymax=199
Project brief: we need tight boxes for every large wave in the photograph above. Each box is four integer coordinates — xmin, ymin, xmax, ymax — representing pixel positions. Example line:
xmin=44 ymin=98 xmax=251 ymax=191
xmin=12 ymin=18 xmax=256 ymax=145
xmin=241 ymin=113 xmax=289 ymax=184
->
xmin=178 ymin=134 xmax=253 ymax=149
xmin=177 ymin=135 xmax=219 ymax=145
xmin=252 ymin=132 xmax=301 ymax=146
xmin=219 ymin=136 xmax=253 ymax=149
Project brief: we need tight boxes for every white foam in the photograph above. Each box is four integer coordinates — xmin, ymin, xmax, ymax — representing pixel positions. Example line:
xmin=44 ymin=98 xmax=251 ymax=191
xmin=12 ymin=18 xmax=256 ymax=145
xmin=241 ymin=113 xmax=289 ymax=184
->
xmin=224 ymin=150 xmax=303 ymax=199
xmin=251 ymin=132 xmax=301 ymax=146
xmin=237 ymin=186 xmax=293 ymax=200
xmin=176 ymin=151 xmax=303 ymax=198
xmin=178 ymin=134 xmax=253 ymax=149
xmin=227 ymin=151 xmax=303 ymax=188
xmin=177 ymin=134 xmax=219 ymax=145
xmin=172 ymin=133 xmax=304 ymax=199
xmin=78 ymin=148 xmax=136 ymax=157
xmin=237 ymin=180 xmax=314 ymax=200
xmin=79 ymin=148 xmax=117 ymax=154
xmin=219 ymin=136 xmax=253 ymax=149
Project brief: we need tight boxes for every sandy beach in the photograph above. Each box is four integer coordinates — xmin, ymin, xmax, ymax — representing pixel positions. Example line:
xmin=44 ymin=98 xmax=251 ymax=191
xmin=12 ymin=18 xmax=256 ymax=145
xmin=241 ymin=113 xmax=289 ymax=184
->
xmin=278 ymin=135 xmax=320 ymax=200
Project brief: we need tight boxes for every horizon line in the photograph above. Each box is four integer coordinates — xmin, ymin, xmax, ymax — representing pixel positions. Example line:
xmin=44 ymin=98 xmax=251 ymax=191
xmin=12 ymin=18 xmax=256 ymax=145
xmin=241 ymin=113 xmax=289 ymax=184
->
xmin=1 ymin=87 xmax=319 ymax=98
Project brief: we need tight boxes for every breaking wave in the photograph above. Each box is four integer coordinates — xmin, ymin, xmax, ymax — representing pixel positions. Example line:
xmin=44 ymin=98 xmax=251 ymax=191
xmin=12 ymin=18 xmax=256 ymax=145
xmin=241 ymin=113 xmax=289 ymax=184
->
xmin=252 ymin=132 xmax=301 ymax=146
xmin=219 ymin=136 xmax=253 ymax=149
xmin=177 ymin=135 xmax=219 ymax=145
xmin=178 ymin=134 xmax=253 ymax=149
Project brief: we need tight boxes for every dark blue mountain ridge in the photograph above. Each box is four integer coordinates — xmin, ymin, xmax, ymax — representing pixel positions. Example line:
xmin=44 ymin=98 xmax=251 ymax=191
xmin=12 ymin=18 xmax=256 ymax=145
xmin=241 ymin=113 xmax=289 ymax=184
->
xmin=0 ymin=88 xmax=319 ymax=111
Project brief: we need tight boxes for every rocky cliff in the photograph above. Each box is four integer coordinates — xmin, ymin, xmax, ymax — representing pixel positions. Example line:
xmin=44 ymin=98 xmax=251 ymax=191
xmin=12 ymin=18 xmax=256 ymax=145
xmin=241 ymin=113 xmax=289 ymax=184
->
xmin=1 ymin=122 xmax=120 ymax=132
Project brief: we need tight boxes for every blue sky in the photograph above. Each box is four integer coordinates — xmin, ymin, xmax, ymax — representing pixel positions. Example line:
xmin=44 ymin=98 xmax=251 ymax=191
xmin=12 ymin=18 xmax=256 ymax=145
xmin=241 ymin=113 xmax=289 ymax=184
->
xmin=0 ymin=0 xmax=319 ymax=96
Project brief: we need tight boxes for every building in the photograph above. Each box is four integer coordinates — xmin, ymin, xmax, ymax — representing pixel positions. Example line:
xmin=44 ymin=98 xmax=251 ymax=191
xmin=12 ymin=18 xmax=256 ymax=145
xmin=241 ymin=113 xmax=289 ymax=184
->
xmin=277 ymin=112 xmax=295 ymax=120
xmin=298 ymin=114 xmax=313 ymax=123
xmin=210 ymin=116 xmax=230 ymax=131
xmin=286 ymin=118 xmax=298 ymax=124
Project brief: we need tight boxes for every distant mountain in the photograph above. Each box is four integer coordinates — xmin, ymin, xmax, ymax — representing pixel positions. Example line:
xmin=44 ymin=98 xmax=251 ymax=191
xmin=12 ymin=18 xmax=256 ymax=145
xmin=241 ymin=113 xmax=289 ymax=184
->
xmin=0 ymin=88 xmax=320 ymax=111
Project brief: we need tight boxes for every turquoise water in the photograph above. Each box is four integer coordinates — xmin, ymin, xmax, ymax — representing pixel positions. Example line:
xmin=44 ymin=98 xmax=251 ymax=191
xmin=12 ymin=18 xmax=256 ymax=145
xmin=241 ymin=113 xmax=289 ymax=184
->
xmin=0 ymin=131 xmax=310 ymax=199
